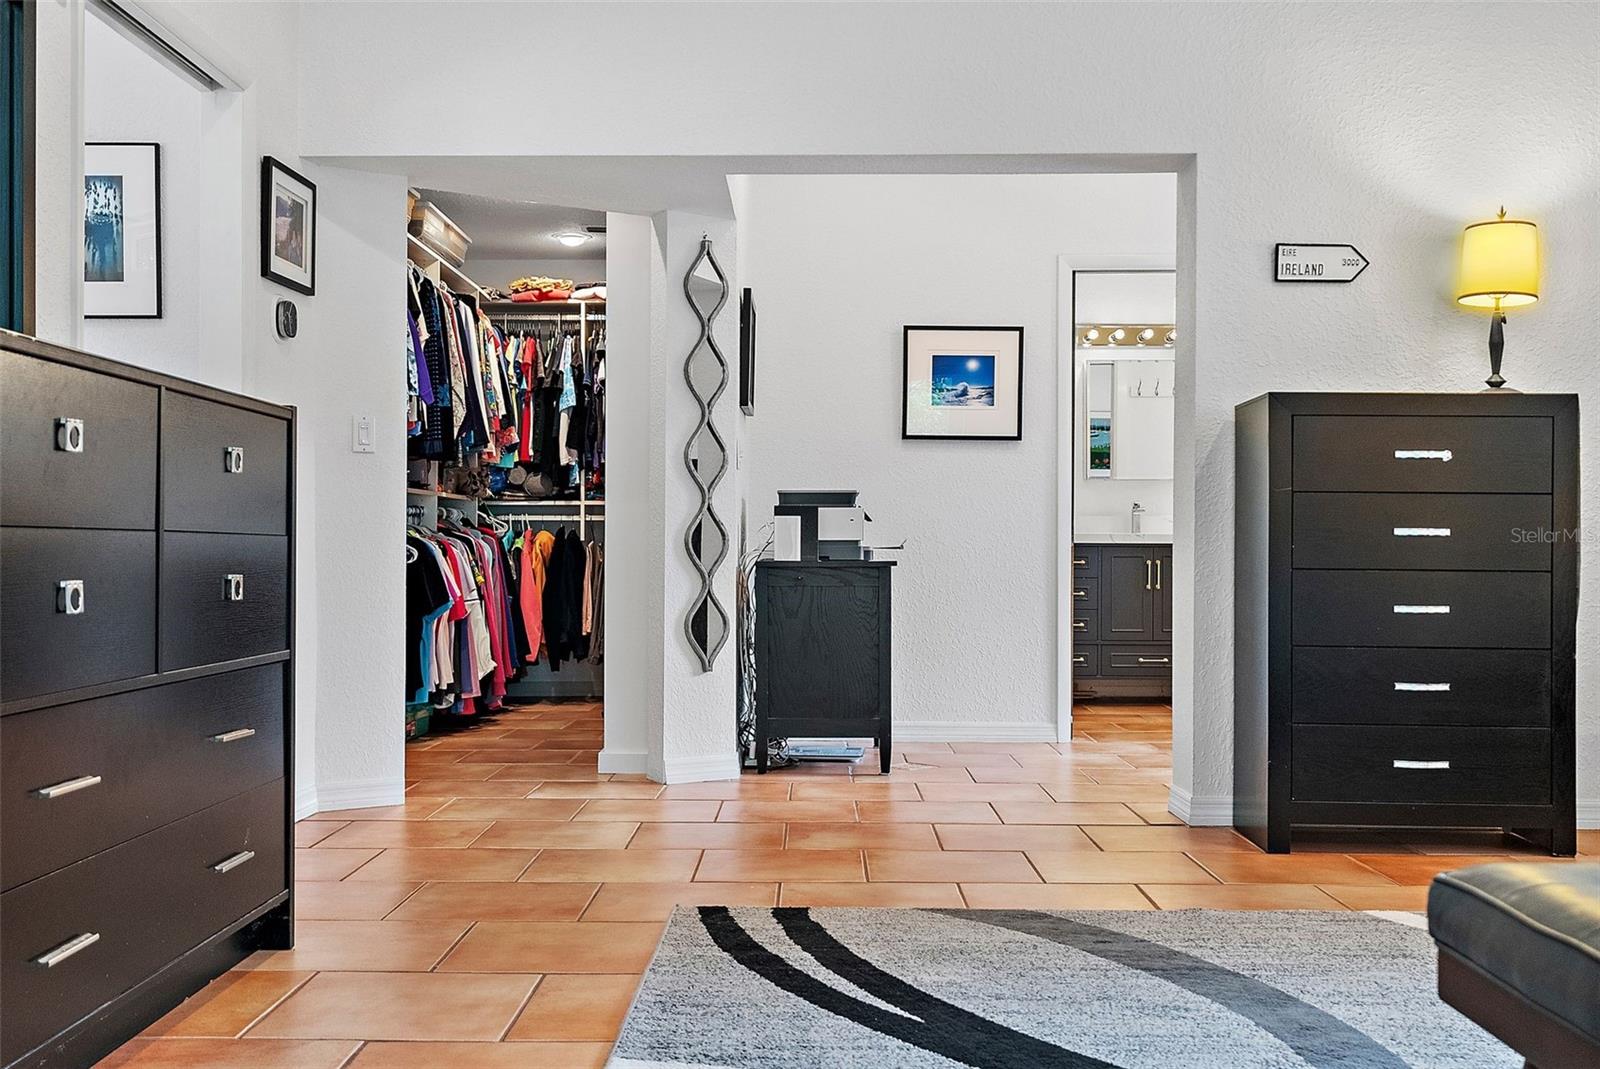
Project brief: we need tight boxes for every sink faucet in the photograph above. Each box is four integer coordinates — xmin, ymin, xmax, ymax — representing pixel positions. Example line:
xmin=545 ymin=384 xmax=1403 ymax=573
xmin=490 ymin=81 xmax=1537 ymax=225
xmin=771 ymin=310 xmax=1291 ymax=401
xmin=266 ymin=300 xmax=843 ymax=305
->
xmin=1131 ymin=502 xmax=1144 ymax=534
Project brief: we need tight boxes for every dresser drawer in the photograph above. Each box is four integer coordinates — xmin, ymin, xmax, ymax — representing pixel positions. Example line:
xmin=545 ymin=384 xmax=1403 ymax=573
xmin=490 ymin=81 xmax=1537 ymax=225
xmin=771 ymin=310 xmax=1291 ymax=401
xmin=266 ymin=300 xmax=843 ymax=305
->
xmin=1291 ymin=726 xmax=1549 ymax=805
xmin=0 ymin=351 xmax=159 ymax=530
xmin=1292 ymin=493 xmax=1552 ymax=571
xmin=1071 ymin=546 xmax=1100 ymax=579
xmin=1070 ymin=645 xmax=1099 ymax=678
xmin=0 ymin=528 xmax=157 ymax=701
xmin=1 ymin=667 xmax=285 ymax=891
xmin=0 ymin=779 xmax=285 ymax=1066
xmin=1101 ymin=645 xmax=1172 ymax=677
xmin=1071 ymin=609 xmax=1099 ymax=641
xmin=162 ymin=392 xmax=290 ymax=535
xmin=1068 ymin=576 xmax=1099 ymax=611
xmin=1292 ymin=570 xmax=1549 ymax=649
xmin=1293 ymin=415 xmax=1552 ymax=493
xmin=159 ymin=534 xmax=290 ymax=670
xmin=1291 ymin=648 xmax=1551 ymax=728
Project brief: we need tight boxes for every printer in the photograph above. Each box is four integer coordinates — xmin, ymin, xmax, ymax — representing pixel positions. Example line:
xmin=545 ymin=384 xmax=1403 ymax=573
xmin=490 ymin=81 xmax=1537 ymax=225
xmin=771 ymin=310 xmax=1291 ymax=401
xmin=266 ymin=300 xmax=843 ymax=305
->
xmin=773 ymin=490 xmax=870 ymax=560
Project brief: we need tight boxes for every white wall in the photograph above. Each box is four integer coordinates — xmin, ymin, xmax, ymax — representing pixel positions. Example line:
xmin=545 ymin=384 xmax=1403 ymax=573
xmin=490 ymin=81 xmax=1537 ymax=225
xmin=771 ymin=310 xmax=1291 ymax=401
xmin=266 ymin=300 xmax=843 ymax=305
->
xmin=737 ymin=173 xmax=1176 ymax=737
xmin=81 ymin=10 xmax=205 ymax=378
xmin=1073 ymin=272 xmax=1176 ymax=529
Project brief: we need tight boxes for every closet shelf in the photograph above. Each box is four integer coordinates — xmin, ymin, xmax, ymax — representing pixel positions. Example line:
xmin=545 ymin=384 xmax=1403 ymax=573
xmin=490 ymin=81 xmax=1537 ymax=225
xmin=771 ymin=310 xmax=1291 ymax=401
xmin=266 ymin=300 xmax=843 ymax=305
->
xmin=406 ymin=487 xmax=479 ymax=503
xmin=481 ymin=299 xmax=605 ymax=314
xmin=407 ymin=234 xmax=483 ymax=295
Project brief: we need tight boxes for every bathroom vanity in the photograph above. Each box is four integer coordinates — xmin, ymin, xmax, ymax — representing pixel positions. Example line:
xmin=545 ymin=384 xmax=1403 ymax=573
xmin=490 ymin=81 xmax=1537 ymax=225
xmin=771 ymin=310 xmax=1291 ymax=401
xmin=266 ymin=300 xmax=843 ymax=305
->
xmin=1069 ymin=536 xmax=1172 ymax=697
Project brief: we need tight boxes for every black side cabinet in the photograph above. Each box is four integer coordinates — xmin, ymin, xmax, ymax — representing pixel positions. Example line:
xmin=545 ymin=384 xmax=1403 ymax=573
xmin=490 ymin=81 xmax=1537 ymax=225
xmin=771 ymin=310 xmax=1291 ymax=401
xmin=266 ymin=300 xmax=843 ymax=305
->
xmin=1234 ymin=392 xmax=1577 ymax=854
xmin=753 ymin=560 xmax=894 ymax=773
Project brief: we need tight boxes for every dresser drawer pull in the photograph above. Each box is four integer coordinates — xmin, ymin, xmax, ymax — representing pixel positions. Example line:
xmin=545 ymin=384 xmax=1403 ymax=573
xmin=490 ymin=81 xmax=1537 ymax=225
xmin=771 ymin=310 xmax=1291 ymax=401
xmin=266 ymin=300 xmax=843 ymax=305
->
xmin=55 ymin=417 xmax=85 ymax=453
xmin=1394 ymin=604 xmax=1450 ymax=614
xmin=224 ymin=445 xmax=245 ymax=473
xmin=33 ymin=932 xmax=100 ymax=968
xmin=1137 ymin=656 xmax=1171 ymax=665
xmin=1394 ymin=449 xmax=1453 ymax=462
xmin=211 ymin=850 xmax=256 ymax=874
xmin=1393 ymin=759 xmax=1451 ymax=770
xmin=33 ymin=774 xmax=103 ymax=799
xmin=1394 ymin=527 xmax=1452 ymax=537
xmin=210 ymin=727 xmax=257 ymax=743
xmin=57 ymin=579 xmax=85 ymax=614
xmin=223 ymin=574 xmax=246 ymax=601
xmin=1394 ymin=682 xmax=1451 ymax=692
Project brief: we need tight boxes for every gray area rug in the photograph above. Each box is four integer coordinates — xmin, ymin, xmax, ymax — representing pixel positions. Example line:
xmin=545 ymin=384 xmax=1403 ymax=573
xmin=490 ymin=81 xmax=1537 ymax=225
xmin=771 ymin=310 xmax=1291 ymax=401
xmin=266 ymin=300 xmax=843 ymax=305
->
xmin=610 ymin=907 xmax=1514 ymax=1069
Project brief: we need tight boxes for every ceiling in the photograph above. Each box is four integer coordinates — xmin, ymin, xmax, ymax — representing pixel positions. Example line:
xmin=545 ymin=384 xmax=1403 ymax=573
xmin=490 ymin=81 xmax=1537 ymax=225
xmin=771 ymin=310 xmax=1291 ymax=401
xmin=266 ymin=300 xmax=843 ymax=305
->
xmin=414 ymin=189 xmax=606 ymax=261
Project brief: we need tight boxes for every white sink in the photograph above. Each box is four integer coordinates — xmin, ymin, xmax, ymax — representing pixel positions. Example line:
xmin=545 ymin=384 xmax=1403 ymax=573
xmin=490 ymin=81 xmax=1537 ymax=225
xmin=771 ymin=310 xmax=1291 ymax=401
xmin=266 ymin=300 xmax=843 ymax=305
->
xmin=1076 ymin=530 xmax=1172 ymax=544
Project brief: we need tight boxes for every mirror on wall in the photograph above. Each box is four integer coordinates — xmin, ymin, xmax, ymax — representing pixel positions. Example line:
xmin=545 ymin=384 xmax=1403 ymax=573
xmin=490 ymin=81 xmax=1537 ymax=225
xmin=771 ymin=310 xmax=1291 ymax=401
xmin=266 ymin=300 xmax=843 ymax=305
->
xmin=1085 ymin=361 xmax=1113 ymax=478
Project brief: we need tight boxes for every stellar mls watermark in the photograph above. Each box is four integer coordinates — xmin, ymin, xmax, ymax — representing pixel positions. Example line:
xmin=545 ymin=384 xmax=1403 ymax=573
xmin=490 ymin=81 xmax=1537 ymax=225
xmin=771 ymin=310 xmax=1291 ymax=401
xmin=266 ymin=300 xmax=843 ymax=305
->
xmin=1510 ymin=526 xmax=1581 ymax=544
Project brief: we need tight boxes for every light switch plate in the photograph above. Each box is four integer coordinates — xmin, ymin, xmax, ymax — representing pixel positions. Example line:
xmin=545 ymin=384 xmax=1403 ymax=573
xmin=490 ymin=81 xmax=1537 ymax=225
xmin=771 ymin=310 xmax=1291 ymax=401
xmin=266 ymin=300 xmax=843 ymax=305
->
xmin=352 ymin=415 xmax=375 ymax=454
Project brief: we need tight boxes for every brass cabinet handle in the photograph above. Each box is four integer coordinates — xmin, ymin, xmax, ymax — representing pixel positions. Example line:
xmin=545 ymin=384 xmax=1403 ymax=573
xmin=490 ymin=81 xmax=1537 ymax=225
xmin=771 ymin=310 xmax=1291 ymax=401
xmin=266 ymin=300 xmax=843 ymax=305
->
xmin=1072 ymin=656 xmax=1086 ymax=665
xmin=34 ymin=932 xmax=100 ymax=967
xmin=1073 ymin=620 xmax=1087 ymax=631
xmin=33 ymin=774 xmax=102 ymax=799
xmin=211 ymin=850 xmax=256 ymax=874
xmin=1072 ymin=558 xmax=1088 ymax=567
xmin=1073 ymin=588 xmax=1088 ymax=599
xmin=1154 ymin=560 xmax=1162 ymax=590
xmin=1145 ymin=560 xmax=1152 ymax=590
xmin=1136 ymin=657 xmax=1171 ymax=665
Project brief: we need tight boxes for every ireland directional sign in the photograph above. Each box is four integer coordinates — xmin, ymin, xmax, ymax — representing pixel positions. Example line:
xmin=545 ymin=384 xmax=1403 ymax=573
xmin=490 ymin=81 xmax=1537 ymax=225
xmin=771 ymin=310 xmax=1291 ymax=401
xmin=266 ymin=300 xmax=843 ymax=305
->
xmin=1274 ymin=243 xmax=1369 ymax=283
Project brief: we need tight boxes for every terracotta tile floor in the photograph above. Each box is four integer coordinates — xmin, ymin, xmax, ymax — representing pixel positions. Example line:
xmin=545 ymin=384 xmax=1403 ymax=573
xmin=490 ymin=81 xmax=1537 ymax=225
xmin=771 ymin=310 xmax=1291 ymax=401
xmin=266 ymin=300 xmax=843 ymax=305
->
xmin=103 ymin=699 xmax=1591 ymax=1066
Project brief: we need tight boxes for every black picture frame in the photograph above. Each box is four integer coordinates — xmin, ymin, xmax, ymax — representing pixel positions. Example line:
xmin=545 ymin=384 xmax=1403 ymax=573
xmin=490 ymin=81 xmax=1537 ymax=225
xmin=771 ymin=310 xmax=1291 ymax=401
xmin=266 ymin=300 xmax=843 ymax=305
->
xmin=739 ymin=287 xmax=756 ymax=415
xmin=260 ymin=155 xmax=316 ymax=296
xmin=83 ymin=141 xmax=161 ymax=319
xmin=902 ymin=324 xmax=1024 ymax=441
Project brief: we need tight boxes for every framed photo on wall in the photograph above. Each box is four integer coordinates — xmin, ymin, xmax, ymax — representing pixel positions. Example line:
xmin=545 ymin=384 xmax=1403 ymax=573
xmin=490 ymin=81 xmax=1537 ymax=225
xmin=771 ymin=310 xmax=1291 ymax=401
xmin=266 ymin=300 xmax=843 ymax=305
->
xmin=83 ymin=142 xmax=161 ymax=318
xmin=260 ymin=156 xmax=316 ymax=295
xmin=901 ymin=325 xmax=1024 ymax=440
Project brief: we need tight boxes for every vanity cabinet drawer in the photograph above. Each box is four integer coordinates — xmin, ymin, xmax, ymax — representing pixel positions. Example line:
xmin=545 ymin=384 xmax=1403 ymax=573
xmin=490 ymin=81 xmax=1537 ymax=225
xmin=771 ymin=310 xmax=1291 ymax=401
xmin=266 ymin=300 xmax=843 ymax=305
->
xmin=1071 ymin=610 xmax=1099 ymax=641
xmin=159 ymin=534 xmax=290 ymax=670
xmin=0 ymin=779 xmax=286 ymax=1066
xmin=0 ymin=351 xmax=159 ymax=530
xmin=1069 ymin=645 xmax=1099 ymax=678
xmin=1071 ymin=546 xmax=1099 ymax=578
xmin=1292 ymin=415 xmax=1551 ymax=493
xmin=1292 ymin=493 xmax=1552 ymax=571
xmin=1069 ymin=576 xmax=1099 ymax=611
xmin=1101 ymin=645 xmax=1173 ymax=677
xmin=1291 ymin=648 xmax=1550 ymax=728
xmin=161 ymin=392 xmax=290 ymax=535
xmin=1 ymin=667 xmax=285 ymax=890
xmin=1291 ymin=570 xmax=1549 ymax=649
xmin=0 ymin=528 xmax=157 ymax=701
xmin=1291 ymin=726 xmax=1549 ymax=805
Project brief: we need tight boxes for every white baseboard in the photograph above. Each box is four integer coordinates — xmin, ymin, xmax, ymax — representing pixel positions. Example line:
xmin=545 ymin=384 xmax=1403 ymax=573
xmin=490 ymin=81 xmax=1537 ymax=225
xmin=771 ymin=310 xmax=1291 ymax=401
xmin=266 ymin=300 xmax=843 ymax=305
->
xmin=1168 ymin=786 xmax=1233 ymax=827
xmin=598 ymin=748 xmax=648 ymax=775
xmin=895 ymin=721 xmax=1059 ymax=743
xmin=294 ymin=782 xmax=319 ymax=821
xmin=659 ymin=752 xmax=741 ymax=784
xmin=313 ymin=776 xmax=406 ymax=815
xmin=1578 ymin=799 xmax=1600 ymax=829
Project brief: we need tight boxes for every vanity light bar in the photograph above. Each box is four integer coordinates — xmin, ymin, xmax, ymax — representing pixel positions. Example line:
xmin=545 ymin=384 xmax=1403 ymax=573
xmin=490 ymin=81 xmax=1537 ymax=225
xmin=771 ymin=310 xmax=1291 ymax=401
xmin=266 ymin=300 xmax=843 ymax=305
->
xmin=1076 ymin=324 xmax=1176 ymax=348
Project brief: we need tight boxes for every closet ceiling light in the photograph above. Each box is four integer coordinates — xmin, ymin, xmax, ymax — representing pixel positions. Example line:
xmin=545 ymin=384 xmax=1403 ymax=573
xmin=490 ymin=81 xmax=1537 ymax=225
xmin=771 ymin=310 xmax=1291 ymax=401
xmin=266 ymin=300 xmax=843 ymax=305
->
xmin=552 ymin=232 xmax=592 ymax=247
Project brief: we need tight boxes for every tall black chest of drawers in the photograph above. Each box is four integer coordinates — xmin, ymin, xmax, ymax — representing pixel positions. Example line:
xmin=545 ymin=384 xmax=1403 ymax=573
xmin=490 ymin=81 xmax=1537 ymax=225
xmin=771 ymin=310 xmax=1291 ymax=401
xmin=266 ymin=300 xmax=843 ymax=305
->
xmin=1234 ymin=392 xmax=1577 ymax=855
xmin=0 ymin=335 xmax=295 ymax=1068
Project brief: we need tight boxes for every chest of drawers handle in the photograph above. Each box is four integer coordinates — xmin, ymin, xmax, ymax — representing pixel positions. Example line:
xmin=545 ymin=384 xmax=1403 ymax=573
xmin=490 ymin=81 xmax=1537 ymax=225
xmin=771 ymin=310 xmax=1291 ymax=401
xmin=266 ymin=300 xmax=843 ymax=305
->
xmin=54 ymin=416 xmax=85 ymax=453
xmin=1393 ymin=759 xmax=1451 ymax=770
xmin=1394 ymin=449 xmax=1453 ymax=462
xmin=1137 ymin=656 xmax=1171 ymax=665
xmin=209 ymin=727 xmax=257 ymax=743
xmin=56 ymin=578 xmax=86 ymax=614
xmin=223 ymin=574 xmax=246 ymax=602
xmin=33 ymin=774 xmax=103 ymax=799
xmin=33 ymin=931 xmax=101 ymax=968
xmin=210 ymin=850 xmax=256 ymax=874
xmin=1394 ymin=681 xmax=1451 ymax=692
xmin=1393 ymin=527 xmax=1452 ymax=537
xmin=1393 ymin=604 xmax=1450 ymax=614
xmin=224 ymin=445 xmax=245 ymax=473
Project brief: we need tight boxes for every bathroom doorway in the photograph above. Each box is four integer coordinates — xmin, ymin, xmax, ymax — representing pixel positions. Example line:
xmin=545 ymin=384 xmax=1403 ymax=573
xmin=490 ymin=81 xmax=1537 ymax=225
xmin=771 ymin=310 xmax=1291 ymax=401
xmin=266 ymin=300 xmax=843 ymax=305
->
xmin=1061 ymin=267 xmax=1177 ymax=742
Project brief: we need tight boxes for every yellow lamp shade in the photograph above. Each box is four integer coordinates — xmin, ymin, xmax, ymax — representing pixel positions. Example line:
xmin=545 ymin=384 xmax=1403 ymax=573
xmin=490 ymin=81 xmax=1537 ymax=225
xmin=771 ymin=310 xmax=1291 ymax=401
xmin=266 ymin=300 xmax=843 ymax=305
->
xmin=1457 ymin=214 xmax=1539 ymax=309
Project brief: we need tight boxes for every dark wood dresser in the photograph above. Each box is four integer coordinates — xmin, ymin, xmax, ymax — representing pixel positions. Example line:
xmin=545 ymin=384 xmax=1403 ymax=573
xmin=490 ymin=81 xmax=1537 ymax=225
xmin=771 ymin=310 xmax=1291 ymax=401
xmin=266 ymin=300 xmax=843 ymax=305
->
xmin=1070 ymin=541 xmax=1172 ymax=696
xmin=1234 ymin=392 xmax=1577 ymax=854
xmin=753 ymin=560 xmax=893 ymax=773
xmin=0 ymin=334 xmax=295 ymax=1068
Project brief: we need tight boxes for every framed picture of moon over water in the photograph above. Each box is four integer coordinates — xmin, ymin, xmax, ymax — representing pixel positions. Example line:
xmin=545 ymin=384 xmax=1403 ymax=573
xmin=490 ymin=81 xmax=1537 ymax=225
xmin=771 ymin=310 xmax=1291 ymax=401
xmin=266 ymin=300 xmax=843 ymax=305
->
xmin=901 ymin=325 xmax=1024 ymax=440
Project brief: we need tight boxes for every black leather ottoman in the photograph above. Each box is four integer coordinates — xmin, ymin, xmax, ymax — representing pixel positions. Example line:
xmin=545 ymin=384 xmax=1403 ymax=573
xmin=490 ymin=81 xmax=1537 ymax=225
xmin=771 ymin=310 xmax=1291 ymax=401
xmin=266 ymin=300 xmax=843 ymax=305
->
xmin=1428 ymin=861 xmax=1600 ymax=1068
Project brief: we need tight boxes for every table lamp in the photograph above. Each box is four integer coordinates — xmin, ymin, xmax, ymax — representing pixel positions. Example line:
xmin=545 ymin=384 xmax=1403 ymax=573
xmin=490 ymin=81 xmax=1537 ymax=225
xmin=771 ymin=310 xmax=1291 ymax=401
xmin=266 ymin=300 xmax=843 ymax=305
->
xmin=1457 ymin=207 xmax=1539 ymax=389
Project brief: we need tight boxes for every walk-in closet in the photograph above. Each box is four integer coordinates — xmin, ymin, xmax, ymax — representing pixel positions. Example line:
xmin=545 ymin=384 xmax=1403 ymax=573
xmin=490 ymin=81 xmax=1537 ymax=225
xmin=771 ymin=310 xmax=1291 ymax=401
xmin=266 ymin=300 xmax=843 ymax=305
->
xmin=403 ymin=192 xmax=608 ymax=739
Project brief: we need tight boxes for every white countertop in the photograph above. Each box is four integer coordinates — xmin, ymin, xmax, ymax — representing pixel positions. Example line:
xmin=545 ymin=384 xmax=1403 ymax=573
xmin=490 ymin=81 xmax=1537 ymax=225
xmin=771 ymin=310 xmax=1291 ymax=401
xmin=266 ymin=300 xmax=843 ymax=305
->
xmin=1075 ymin=531 xmax=1173 ymax=544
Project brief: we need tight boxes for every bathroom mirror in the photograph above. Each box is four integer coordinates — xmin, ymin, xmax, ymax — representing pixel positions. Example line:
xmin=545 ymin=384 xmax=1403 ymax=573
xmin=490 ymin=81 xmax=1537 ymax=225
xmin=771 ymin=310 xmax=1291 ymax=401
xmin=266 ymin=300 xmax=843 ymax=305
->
xmin=1085 ymin=361 xmax=1113 ymax=478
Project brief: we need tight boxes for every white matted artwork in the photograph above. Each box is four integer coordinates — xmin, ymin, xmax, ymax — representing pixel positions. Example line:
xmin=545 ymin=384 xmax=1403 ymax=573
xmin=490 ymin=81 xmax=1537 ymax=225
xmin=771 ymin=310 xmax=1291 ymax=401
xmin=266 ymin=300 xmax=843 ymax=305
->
xmin=83 ymin=142 xmax=161 ymax=318
xmin=902 ymin=325 xmax=1024 ymax=440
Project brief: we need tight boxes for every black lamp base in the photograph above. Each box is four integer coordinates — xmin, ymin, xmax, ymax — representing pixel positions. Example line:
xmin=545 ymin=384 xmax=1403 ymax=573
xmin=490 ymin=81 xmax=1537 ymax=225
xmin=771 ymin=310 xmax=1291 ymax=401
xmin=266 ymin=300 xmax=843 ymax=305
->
xmin=1485 ymin=311 xmax=1507 ymax=389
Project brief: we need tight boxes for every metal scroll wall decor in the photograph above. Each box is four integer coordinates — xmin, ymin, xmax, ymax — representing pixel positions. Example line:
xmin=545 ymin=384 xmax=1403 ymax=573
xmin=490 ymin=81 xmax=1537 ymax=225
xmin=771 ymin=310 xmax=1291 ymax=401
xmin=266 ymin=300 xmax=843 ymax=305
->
xmin=682 ymin=236 xmax=731 ymax=671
